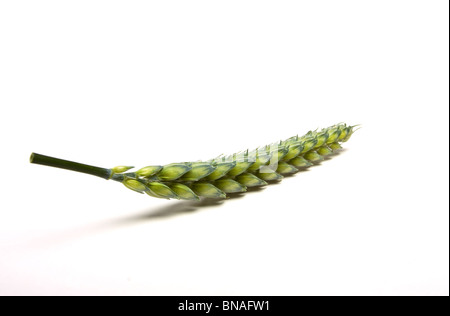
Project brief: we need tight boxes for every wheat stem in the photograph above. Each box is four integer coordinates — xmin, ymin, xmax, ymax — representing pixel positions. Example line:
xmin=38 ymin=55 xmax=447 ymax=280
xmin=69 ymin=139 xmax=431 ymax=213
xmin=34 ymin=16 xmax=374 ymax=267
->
xmin=30 ymin=153 xmax=112 ymax=180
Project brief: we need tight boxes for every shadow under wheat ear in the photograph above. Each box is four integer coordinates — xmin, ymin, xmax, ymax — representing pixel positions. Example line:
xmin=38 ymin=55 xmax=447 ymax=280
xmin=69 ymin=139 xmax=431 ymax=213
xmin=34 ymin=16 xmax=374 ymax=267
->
xmin=30 ymin=123 xmax=358 ymax=200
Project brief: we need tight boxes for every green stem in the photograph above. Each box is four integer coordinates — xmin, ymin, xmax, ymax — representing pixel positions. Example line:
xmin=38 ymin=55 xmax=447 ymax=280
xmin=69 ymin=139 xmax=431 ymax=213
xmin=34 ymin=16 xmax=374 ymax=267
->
xmin=30 ymin=153 xmax=112 ymax=180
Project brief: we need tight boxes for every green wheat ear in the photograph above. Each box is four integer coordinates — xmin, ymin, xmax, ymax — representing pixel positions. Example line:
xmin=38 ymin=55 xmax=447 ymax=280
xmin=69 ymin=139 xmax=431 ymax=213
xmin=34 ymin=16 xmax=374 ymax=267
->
xmin=30 ymin=123 xmax=358 ymax=200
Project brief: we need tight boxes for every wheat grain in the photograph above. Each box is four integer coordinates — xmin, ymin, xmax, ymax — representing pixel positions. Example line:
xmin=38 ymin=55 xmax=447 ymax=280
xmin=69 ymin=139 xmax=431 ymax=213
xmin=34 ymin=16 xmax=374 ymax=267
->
xmin=119 ymin=123 xmax=358 ymax=199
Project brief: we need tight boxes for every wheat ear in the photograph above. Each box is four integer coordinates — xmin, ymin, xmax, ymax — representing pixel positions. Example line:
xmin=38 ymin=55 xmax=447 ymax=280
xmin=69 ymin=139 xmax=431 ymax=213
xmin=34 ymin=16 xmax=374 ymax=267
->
xmin=30 ymin=123 xmax=357 ymax=200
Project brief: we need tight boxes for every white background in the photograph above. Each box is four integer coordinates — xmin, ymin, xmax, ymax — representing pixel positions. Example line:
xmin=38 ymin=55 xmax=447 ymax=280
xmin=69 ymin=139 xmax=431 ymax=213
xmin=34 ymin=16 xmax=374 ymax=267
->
xmin=0 ymin=1 xmax=448 ymax=296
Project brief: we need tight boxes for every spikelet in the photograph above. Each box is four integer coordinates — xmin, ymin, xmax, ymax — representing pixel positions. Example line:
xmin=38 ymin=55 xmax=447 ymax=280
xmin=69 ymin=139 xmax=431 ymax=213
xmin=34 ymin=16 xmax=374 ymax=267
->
xmin=30 ymin=123 xmax=358 ymax=201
